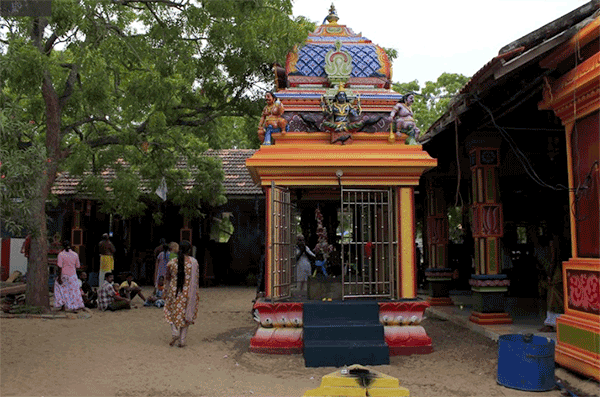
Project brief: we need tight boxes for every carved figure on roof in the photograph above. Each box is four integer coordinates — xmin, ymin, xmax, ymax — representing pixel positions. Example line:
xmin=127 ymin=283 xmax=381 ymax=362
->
xmin=258 ymin=91 xmax=288 ymax=145
xmin=320 ymin=85 xmax=365 ymax=145
xmin=390 ymin=93 xmax=420 ymax=145
xmin=324 ymin=40 xmax=353 ymax=85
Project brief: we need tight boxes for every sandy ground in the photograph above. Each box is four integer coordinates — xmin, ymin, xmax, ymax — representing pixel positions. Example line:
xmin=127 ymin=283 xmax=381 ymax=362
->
xmin=0 ymin=286 xmax=584 ymax=397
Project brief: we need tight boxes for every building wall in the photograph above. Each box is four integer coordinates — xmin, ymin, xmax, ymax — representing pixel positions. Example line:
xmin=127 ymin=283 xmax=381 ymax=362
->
xmin=0 ymin=238 xmax=28 ymax=281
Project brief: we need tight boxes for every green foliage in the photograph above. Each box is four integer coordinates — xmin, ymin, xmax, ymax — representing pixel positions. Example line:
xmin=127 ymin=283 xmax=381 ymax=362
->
xmin=0 ymin=97 xmax=47 ymax=237
xmin=1 ymin=0 xmax=310 ymax=225
xmin=382 ymin=47 xmax=398 ymax=63
xmin=448 ymin=206 xmax=465 ymax=244
xmin=392 ymin=73 xmax=470 ymax=134
xmin=1 ymin=0 xmax=311 ymax=306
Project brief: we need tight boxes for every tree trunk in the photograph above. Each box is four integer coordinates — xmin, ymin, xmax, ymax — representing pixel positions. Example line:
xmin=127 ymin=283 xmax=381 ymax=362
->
xmin=25 ymin=73 xmax=61 ymax=308
xmin=25 ymin=195 xmax=49 ymax=307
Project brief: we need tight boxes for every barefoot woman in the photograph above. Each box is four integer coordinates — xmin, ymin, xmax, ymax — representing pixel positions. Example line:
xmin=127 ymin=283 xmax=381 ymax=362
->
xmin=164 ymin=240 xmax=199 ymax=347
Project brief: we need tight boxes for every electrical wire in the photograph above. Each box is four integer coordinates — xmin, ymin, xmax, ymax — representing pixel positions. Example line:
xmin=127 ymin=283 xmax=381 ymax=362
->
xmin=475 ymin=97 xmax=570 ymax=192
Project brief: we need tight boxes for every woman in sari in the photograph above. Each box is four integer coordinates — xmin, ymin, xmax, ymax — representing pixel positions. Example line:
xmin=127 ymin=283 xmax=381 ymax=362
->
xmin=164 ymin=240 xmax=199 ymax=348
xmin=54 ymin=240 xmax=85 ymax=312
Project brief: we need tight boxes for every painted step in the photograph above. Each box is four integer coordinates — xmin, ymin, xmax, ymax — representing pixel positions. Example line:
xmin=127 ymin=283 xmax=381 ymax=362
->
xmin=303 ymin=323 xmax=385 ymax=341
xmin=303 ymin=301 xmax=380 ymax=325
xmin=303 ymin=340 xmax=390 ymax=367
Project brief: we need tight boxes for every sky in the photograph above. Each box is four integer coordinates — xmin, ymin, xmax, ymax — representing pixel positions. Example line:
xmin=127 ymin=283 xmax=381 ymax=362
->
xmin=292 ymin=0 xmax=590 ymax=85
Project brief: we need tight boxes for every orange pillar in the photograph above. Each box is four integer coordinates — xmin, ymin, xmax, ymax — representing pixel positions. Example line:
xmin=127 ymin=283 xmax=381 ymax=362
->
xmin=263 ymin=186 xmax=273 ymax=298
xmin=397 ymin=186 xmax=416 ymax=299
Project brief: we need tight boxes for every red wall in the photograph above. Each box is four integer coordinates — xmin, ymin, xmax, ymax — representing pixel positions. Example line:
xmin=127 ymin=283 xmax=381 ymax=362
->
xmin=1 ymin=238 xmax=11 ymax=281
xmin=572 ymin=111 xmax=599 ymax=258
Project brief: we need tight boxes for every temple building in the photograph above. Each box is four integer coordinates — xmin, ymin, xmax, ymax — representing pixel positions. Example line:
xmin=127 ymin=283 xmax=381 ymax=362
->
xmin=418 ymin=2 xmax=599 ymax=380
xmin=247 ymin=5 xmax=436 ymax=301
xmin=247 ymin=5 xmax=436 ymax=364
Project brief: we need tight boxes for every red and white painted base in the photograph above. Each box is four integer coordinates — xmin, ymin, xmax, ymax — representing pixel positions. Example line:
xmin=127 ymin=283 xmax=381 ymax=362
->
xmin=249 ymin=300 xmax=434 ymax=355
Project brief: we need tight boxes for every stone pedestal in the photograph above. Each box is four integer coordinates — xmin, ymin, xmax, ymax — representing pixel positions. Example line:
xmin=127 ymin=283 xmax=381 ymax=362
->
xmin=425 ymin=268 xmax=454 ymax=306
xmin=469 ymin=274 xmax=512 ymax=324
xmin=307 ymin=276 xmax=342 ymax=300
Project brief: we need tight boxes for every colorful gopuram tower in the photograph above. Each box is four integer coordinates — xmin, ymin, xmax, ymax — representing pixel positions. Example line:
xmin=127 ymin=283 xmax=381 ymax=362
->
xmin=247 ymin=5 xmax=437 ymax=301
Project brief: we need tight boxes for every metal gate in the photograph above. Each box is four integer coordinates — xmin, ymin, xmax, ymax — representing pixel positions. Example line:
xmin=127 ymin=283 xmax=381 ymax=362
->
xmin=270 ymin=182 xmax=297 ymax=300
xmin=340 ymin=187 xmax=397 ymax=299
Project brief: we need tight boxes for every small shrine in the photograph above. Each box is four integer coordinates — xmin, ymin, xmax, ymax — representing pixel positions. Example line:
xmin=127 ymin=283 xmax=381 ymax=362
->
xmin=247 ymin=5 xmax=437 ymax=363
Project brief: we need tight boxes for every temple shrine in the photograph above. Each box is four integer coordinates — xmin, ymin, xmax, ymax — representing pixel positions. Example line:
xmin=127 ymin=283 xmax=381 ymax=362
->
xmin=246 ymin=5 xmax=436 ymax=365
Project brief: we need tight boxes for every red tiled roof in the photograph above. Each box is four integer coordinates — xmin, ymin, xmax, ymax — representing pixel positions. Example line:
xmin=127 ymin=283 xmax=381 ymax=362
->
xmin=51 ymin=149 xmax=263 ymax=197
xmin=205 ymin=149 xmax=263 ymax=196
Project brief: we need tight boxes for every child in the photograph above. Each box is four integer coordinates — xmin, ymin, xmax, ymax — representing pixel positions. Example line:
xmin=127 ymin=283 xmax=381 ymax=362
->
xmin=314 ymin=252 xmax=328 ymax=277
xmin=144 ymin=276 xmax=165 ymax=307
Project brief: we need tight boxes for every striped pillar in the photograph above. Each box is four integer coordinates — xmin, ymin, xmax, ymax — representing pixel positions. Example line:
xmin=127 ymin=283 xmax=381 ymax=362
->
xmin=468 ymin=147 xmax=511 ymax=324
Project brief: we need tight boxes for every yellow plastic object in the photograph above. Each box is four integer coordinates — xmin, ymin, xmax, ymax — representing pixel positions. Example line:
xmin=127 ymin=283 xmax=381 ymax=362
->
xmin=303 ymin=364 xmax=409 ymax=396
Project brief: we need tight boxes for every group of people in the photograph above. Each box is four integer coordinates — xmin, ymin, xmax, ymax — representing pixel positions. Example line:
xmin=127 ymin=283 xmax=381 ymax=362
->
xmin=52 ymin=236 xmax=200 ymax=348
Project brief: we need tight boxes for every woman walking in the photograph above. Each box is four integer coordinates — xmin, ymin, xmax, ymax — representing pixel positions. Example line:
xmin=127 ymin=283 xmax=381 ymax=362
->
xmin=164 ymin=240 xmax=199 ymax=347
xmin=154 ymin=242 xmax=170 ymax=288
xmin=54 ymin=240 xmax=85 ymax=312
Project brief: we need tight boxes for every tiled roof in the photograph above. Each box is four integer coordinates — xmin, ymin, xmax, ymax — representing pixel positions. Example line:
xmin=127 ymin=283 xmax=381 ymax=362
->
xmin=205 ymin=149 xmax=263 ymax=196
xmin=51 ymin=149 xmax=263 ymax=197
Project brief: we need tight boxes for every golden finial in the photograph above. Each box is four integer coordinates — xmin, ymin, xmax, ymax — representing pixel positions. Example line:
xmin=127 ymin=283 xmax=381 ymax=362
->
xmin=326 ymin=4 xmax=339 ymax=24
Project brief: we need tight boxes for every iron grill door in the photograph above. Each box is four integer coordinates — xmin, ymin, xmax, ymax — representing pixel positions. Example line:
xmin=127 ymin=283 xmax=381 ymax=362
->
xmin=270 ymin=182 xmax=296 ymax=301
xmin=340 ymin=187 xmax=397 ymax=300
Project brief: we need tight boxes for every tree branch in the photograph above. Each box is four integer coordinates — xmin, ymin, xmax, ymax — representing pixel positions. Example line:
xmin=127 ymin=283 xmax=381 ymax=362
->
xmin=85 ymin=136 xmax=122 ymax=148
xmin=113 ymin=0 xmax=187 ymax=7
xmin=59 ymin=64 xmax=79 ymax=111
xmin=30 ymin=18 xmax=48 ymax=51
xmin=43 ymin=32 xmax=58 ymax=55
xmin=61 ymin=116 xmax=122 ymax=135
xmin=144 ymin=2 xmax=166 ymax=29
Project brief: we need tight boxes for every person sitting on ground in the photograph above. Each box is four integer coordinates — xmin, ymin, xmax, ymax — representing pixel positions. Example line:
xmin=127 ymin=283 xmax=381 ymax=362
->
xmin=78 ymin=271 xmax=97 ymax=308
xmin=97 ymin=272 xmax=130 ymax=311
xmin=144 ymin=275 xmax=166 ymax=307
xmin=119 ymin=273 xmax=147 ymax=303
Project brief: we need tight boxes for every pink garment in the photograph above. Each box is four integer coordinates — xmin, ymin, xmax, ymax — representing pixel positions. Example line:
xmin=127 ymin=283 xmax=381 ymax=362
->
xmin=54 ymin=274 xmax=85 ymax=310
xmin=57 ymin=249 xmax=80 ymax=276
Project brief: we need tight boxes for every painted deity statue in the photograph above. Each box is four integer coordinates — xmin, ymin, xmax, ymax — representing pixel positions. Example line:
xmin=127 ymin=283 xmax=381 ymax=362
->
xmin=320 ymin=88 xmax=364 ymax=144
xmin=390 ymin=93 xmax=420 ymax=145
xmin=258 ymin=91 xmax=288 ymax=145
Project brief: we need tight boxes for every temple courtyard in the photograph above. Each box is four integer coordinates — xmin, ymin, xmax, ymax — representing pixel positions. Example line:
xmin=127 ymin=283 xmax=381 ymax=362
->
xmin=1 ymin=286 xmax=595 ymax=396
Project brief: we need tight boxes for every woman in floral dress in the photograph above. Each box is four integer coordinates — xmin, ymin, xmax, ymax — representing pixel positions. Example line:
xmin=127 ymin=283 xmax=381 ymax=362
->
xmin=164 ymin=240 xmax=199 ymax=347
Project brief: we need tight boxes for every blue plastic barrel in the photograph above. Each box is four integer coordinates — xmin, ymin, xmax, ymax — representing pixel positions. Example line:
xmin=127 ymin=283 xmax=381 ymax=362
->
xmin=497 ymin=334 xmax=555 ymax=391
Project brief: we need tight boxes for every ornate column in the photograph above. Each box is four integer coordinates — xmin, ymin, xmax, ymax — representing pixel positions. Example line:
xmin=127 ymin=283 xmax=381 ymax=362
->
xmin=424 ymin=183 xmax=453 ymax=306
xmin=468 ymin=147 xmax=512 ymax=324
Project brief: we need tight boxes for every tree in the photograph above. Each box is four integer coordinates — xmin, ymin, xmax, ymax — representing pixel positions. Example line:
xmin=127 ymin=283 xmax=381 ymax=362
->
xmin=392 ymin=72 xmax=470 ymax=134
xmin=0 ymin=0 xmax=312 ymax=307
